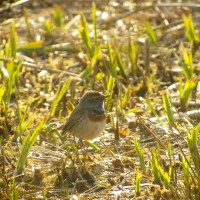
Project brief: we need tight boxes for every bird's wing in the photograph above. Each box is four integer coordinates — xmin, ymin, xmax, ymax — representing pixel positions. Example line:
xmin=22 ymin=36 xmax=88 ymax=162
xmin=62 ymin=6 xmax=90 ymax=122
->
xmin=62 ymin=106 xmax=86 ymax=134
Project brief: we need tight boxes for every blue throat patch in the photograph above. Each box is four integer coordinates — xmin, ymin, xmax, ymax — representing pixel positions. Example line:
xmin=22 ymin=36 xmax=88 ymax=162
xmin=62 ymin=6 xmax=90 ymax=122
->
xmin=92 ymin=107 xmax=104 ymax=115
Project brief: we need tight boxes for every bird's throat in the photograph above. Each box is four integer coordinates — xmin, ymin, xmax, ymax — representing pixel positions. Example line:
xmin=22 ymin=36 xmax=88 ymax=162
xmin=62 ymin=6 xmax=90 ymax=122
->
xmin=92 ymin=107 xmax=105 ymax=115
xmin=88 ymin=108 xmax=106 ymax=122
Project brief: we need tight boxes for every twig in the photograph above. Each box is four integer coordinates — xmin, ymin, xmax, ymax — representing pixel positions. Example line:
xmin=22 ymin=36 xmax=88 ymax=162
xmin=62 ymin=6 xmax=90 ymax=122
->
xmin=0 ymin=0 xmax=31 ymax=14
xmin=172 ymin=101 xmax=200 ymax=107
xmin=149 ymin=109 xmax=200 ymax=123
xmin=137 ymin=118 xmax=167 ymax=150
xmin=0 ymin=57 xmax=81 ymax=78
xmin=144 ymin=38 xmax=150 ymax=77
xmin=155 ymin=3 xmax=200 ymax=8
xmin=100 ymin=5 xmax=153 ymax=26
xmin=100 ymin=2 xmax=200 ymax=26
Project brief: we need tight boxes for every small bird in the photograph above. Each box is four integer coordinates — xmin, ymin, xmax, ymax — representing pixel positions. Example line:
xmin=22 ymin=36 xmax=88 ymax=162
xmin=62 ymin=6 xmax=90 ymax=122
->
xmin=62 ymin=90 xmax=108 ymax=140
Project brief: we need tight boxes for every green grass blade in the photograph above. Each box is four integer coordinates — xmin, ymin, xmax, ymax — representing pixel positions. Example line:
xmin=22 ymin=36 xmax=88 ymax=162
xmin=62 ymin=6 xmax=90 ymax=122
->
xmin=150 ymin=150 xmax=161 ymax=184
xmin=107 ymin=41 xmax=117 ymax=77
xmin=128 ymin=41 xmax=138 ymax=77
xmin=19 ymin=111 xmax=37 ymax=134
xmin=134 ymin=138 xmax=145 ymax=171
xmin=150 ymin=148 xmax=172 ymax=189
xmin=116 ymin=51 xmax=126 ymax=78
xmin=43 ymin=20 xmax=54 ymax=38
xmin=135 ymin=171 xmax=141 ymax=195
xmin=182 ymin=155 xmax=190 ymax=199
xmin=105 ymin=76 xmax=115 ymax=111
xmin=182 ymin=50 xmax=193 ymax=80
xmin=187 ymin=126 xmax=200 ymax=178
xmin=146 ymin=98 xmax=163 ymax=124
xmin=85 ymin=140 xmax=100 ymax=151
xmin=179 ymin=79 xmax=196 ymax=111
xmin=80 ymin=45 xmax=102 ymax=78
xmin=18 ymin=40 xmax=45 ymax=53
xmin=79 ymin=14 xmax=93 ymax=58
xmin=16 ymin=118 xmax=46 ymax=173
xmin=162 ymin=93 xmax=175 ymax=128
xmin=183 ymin=14 xmax=199 ymax=43
xmin=11 ymin=22 xmax=17 ymax=59
xmin=0 ymin=85 xmax=5 ymax=101
xmin=50 ymin=81 xmax=69 ymax=117
xmin=11 ymin=178 xmax=18 ymax=200
xmin=53 ymin=6 xmax=63 ymax=29
xmin=122 ymin=86 xmax=131 ymax=108
xmin=106 ymin=76 xmax=115 ymax=95
xmin=144 ymin=21 xmax=158 ymax=45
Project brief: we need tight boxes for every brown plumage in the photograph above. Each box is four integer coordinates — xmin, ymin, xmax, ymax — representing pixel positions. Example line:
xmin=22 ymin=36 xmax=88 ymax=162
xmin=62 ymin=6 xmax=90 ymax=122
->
xmin=62 ymin=90 xmax=108 ymax=140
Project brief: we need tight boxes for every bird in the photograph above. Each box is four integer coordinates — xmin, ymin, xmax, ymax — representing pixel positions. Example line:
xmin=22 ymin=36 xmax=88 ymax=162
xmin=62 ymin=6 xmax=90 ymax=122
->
xmin=62 ymin=90 xmax=108 ymax=140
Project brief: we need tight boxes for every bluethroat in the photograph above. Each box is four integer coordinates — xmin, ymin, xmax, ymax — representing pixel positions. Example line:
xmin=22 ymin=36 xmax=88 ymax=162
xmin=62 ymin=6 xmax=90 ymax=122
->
xmin=62 ymin=90 xmax=108 ymax=140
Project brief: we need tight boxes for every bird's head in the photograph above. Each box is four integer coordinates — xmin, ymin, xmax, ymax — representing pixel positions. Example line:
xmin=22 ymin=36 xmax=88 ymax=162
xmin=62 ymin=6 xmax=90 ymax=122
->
xmin=79 ymin=90 xmax=108 ymax=109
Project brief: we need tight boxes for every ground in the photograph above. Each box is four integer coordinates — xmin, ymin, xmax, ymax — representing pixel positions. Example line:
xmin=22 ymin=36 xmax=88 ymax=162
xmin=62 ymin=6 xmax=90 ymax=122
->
xmin=0 ymin=0 xmax=200 ymax=199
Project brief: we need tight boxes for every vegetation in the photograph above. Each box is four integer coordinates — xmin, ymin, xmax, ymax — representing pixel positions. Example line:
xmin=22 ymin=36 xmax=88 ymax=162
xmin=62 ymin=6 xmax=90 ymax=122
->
xmin=0 ymin=1 xmax=200 ymax=199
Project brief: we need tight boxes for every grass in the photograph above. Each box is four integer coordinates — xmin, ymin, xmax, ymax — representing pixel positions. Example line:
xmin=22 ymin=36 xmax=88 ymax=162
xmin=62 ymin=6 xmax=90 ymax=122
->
xmin=134 ymin=137 xmax=145 ymax=171
xmin=144 ymin=21 xmax=158 ymax=45
xmin=16 ymin=117 xmax=46 ymax=174
xmin=179 ymin=79 xmax=196 ymax=111
xmin=182 ymin=48 xmax=193 ymax=80
xmin=0 ymin=1 xmax=200 ymax=199
xmin=162 ymin=92 xmax=176 ymax=129
xmin=183 ymin=14 xmax=199 ymax=44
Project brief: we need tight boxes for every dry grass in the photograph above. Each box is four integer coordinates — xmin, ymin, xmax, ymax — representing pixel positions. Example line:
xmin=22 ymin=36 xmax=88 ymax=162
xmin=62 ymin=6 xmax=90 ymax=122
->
xmin=0 ymin=0 xmax=200 ymax=199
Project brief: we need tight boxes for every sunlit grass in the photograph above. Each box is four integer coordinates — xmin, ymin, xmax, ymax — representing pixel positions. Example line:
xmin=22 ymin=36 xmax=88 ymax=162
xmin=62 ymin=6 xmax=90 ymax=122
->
xmin=79 ymin=7 xmax=104 ymax=79
xmin=1 ymin=2 xmax=200 ymax=199
xmin=116 ymin=51 xmax=126 ymax=78
xmin=183 ymin=14 xmax=199 ymax=43
xmin=128 ymin=41 xmax=138 ymax=77
xmin=43 ymin=20 xmax=54 ymax=38
xmin=15 ymin=106 xmax=37 ymax=139
xmin=144 ymin=21 xmax=158 ymax=45
xmin=79 ymin=14 xmax=93 ymax=58
xmin=134 ymin=138 xmax=145 ymax=171
xmin=135 ymin=171 xmax=141 ymax=196
xmin=182 ymin=48 xmax=193 ymax=80
xmin=179 ymin=79 xmax=196 ymax=111
xmin=53 ymin=5 xmax=64 ymax=29
xmin=182 ymin=155 xmax=190 ymax=199
xmin=50 ymin=81 xmax=70 ymax=117
xmin=3 ymin=22 xmax=21 ymax=103
xmin=16 ymin=118 xmax=46 ymax=173
xmin=187 ymin=125 xmax=200 ymax=179
xmin=107 ymin=40 xmax=117 ymax=78
xmin=18 ymin=40 xmax=45 ymax=53
xmin=162 ymin=93 xmax=176 ymax=129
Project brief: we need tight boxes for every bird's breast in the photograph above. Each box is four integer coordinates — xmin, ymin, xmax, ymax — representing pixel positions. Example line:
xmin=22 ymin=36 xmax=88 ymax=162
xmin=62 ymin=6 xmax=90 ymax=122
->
xmin=88 ymin=110 xmax=106 ymax=122
xmin=70 ymin=112 xmax=106 ymax=140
